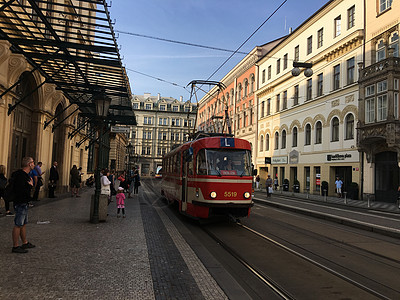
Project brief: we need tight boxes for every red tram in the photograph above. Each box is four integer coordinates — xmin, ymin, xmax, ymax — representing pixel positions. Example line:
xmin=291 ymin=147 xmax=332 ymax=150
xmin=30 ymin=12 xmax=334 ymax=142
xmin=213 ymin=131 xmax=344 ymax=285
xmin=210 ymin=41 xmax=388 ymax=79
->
xmin=161 ymin=134 xmax=254 ymax=219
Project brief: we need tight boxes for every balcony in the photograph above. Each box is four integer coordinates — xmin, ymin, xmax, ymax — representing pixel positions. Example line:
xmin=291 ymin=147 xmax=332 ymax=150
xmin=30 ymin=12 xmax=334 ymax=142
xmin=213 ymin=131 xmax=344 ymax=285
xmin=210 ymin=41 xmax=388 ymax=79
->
xmin=359 ymin=57 xmax=400 ymax=82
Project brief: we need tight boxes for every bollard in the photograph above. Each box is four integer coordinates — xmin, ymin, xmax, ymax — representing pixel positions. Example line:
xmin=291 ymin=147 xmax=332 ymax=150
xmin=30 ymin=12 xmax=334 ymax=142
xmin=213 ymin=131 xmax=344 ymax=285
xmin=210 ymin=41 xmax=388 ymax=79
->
xmin=323 ymin=189 xmax=327 ymax=202
xmin=398 ymin=197 xmax=400 ymax=209
xmin=343 ymin=191 xmax=347 ymax=205
xmin=306 ymin=188 xmax=309 ymax=199
xmin=280 ymin=185 xmax=283 ymax=194
xmin=367 ymin=194 xmax=371 ymax=208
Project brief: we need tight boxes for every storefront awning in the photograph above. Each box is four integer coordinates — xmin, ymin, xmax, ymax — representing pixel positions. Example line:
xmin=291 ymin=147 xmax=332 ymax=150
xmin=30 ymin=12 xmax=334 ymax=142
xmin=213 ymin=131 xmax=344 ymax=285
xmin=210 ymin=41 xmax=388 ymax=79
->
xmin=0 ymin=0 xmax=136 ymax=125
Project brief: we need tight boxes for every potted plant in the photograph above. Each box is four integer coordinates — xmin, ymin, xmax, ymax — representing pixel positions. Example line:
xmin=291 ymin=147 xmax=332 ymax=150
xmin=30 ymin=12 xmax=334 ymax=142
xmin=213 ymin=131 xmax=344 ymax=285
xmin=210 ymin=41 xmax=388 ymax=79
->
xmin=321 ymin=181 xmax=328 ymax=196
xmin=293 ymin=179 xmax=300 ymax=193
xmin=283 ymin=179 xmax=289 ymax=191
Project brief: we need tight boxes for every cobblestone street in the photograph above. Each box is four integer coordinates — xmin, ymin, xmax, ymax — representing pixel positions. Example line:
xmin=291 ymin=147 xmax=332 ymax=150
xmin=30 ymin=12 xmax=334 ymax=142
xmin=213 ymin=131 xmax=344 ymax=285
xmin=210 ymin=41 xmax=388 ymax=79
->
xmin=0 ymin=185 xmax=227 ymax=300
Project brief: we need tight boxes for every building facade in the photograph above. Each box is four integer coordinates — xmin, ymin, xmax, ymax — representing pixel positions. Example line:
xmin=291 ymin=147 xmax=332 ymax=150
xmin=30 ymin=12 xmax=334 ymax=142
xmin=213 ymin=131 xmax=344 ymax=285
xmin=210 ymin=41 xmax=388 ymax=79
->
xmin=0 ymin=1 xmax=131 ymax=203
xmin=256 ymin=0 xmax=363 ymax=196
xmin=198 ymin=40 xmax=284 ymax=167
xmin=357 ymin=0 xmax=400 ymax=202
xmin=131 ymin=93 xmax=197 ymax=176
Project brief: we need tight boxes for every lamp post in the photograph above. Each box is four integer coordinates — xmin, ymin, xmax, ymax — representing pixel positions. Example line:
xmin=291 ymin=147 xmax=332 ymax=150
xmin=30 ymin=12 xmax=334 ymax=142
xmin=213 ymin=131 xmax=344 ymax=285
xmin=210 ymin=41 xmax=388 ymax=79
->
xmin=126 ymin=142 xmax=133 ymax=173
xmin=291 ymin=61 xmax=313 ymax=77
xmin=91 ymin=90 xmax=111 ymax=224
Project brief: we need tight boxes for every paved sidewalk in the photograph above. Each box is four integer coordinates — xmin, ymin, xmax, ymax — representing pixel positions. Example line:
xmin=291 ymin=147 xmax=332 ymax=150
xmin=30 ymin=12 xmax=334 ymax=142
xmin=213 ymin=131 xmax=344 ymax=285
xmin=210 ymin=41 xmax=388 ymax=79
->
xmin=255 ymin=188 xmax=400 ymax=214
xmin=0 ymin=187 xmax=228 ymax=300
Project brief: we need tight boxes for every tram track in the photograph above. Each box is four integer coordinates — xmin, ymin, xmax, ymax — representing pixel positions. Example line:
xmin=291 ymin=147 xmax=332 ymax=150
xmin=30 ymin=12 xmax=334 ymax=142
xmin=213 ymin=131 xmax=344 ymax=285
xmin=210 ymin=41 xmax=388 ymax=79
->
xmin=146 ymin=180 xmax=400 ymax=299
xmin=236 ymin=222 xmax=394 ymax=300
xmin=201 ymin=225 xmax=295 ymax=300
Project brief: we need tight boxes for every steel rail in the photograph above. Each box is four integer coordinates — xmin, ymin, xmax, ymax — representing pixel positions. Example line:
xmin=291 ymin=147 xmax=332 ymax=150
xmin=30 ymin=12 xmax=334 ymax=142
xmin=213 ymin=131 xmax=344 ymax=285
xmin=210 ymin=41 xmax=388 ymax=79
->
xmin=237 ymin=222 xmax=392 ymax=300
xmin=201 ymin=226 xmax=295 ymax=300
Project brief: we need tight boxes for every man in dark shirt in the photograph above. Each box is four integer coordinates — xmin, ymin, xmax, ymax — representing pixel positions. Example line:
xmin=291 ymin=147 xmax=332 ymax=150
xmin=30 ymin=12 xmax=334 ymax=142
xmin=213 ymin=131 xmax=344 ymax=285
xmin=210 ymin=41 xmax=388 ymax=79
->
xmin=49 ymin=161 xmax=59 ymax=198
xmin=12 ymin=157 xmax=36 ymax=253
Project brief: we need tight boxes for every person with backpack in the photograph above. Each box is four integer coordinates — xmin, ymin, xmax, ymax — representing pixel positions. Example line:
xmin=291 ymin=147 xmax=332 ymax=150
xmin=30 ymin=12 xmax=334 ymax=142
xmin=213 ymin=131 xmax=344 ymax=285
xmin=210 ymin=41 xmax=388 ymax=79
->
xmin=0 ymin=164 xmax=13 ymax=216
xmin=11 ymin=157 xmax=36 ymax=254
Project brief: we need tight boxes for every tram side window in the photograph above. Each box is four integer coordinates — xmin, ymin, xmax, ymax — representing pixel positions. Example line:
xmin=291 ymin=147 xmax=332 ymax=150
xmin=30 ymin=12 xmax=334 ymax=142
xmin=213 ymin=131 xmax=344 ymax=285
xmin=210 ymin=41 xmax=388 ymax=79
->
xmin=174 ymin=154 xmax=180 ymax=174
xmin=197 ymin=149 xmax=207 ymax=175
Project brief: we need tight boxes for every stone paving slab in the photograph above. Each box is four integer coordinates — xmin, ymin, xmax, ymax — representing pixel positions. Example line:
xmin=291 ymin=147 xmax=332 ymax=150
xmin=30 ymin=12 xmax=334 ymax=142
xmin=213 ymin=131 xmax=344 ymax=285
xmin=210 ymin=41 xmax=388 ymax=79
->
xmin=0 ymin=185 xmax=230 ymax=300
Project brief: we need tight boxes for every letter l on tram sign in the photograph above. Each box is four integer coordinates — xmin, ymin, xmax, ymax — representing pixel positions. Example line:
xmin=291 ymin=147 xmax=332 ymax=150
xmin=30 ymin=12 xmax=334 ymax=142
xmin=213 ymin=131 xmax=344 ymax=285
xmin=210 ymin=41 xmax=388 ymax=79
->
xmin=221 ymin=138 xmax=235 ymax=147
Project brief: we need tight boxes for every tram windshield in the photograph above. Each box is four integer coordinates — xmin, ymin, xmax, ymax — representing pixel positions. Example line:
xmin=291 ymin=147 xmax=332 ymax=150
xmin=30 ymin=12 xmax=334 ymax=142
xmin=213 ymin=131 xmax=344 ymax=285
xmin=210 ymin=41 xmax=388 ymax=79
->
xmin=196 ymin=149 xmax=252 ymax=176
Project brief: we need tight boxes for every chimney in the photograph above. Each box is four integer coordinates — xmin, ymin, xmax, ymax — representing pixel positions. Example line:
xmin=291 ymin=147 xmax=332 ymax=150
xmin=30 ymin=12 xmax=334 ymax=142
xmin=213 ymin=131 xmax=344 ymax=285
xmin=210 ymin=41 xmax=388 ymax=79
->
xmin=144 ymin=92 xmax=151 ymax=99
xmin=289 ymin=27 xmax=293 ymax=34
xmin=157 ymin=93 xmax=161 ymax=100
xmin=180 ymin=96 xmax=183 ymax=102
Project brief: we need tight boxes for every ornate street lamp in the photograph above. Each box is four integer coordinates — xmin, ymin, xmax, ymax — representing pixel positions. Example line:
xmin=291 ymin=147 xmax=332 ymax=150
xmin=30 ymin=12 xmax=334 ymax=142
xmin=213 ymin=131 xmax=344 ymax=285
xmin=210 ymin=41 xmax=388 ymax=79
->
xmin=126 ymin=142 xmax=133 ymax=172
xmin=291 ymin=62 xmax=313 ymax=77
xmin=91 ymin=90 xmax=111 ymax=224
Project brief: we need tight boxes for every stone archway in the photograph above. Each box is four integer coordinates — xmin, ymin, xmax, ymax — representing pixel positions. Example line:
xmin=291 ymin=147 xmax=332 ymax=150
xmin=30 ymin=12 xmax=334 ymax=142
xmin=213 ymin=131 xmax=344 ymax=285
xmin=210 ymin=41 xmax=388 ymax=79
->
xmin=9 ymin=71 xmax=39 ymax=173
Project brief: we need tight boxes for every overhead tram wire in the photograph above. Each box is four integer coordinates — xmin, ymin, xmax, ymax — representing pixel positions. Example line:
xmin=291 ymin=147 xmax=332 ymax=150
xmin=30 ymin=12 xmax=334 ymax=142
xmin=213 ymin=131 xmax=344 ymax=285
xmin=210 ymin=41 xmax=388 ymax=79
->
xmin=126 ymin=68 xmax=190 ymax=94
xmin=204 ymin=0 xmax=287 ymax=84
xmin=115 ymin=30 xmax=248 ymax=55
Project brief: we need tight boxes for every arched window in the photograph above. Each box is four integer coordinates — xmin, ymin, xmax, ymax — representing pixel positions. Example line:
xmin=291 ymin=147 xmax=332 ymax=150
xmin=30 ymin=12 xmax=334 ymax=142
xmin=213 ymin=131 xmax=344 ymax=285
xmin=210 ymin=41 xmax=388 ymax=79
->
xmin=331 ymin=117 xmax=339 ymax=141
xmin=292 ymin=127 xmax=298 ymax=147
xmin=345 ymin=114 xmax=354 ymax=139
xmin=260 ymin=135 xmax=264 ymax=152
xmin=281 ymin=130 xmax=287 ymax=149
xmin=230 ymin=89 xmax=234 ymax=105
xmin=244 ymin=80 xmax=248 ymax=97
xmin=274 ymin=132 xmax=279 ymax=150
xmin=266 ymin=134 xmax=270 ymax=151
xmin=315 ymin=121 xmax=322 ymax=144
xmin=377 ymin=39 xmax=386 ymax=62
xmin=305 ymin=124 xmax=311 ymax=145
xmin=238 ymin=84 xmax=242 ymax=100
xmin=250 ymin=75 xmax=255 ymax=93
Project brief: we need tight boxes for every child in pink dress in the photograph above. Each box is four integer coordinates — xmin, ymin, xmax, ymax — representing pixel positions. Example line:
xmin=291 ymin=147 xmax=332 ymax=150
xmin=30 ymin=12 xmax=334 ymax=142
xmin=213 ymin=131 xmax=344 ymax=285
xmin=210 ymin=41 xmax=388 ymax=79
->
xmin=116 ymin=187 xmax=126 ymax=218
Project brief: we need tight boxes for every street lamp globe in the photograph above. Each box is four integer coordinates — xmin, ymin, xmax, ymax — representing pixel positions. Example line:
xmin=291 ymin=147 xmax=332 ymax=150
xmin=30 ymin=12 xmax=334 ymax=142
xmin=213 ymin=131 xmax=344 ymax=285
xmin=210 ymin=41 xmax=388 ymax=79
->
xmin=291 ymin=67 xmax=301 ymax=77
xmin=304 ymin=68 xmax=313 ymax=77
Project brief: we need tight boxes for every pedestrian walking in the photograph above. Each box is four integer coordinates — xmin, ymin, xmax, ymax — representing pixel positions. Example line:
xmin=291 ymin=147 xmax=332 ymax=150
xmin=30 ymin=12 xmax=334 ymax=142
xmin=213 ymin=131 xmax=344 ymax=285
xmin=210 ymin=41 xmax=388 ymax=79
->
xmin=255 ymin=175 xmax=260 ymax=190
xmin=0 ymin=164 xmax=13 ymax=216
xmin=116 ymin=187 xmax=126 ymax=218
xmin=49 ymin=161 xmax=59 ymax=198
xmin=32 ymin=162 xmax=44 ymax=202
xmin=335 ymin=177 xmax=343 ymax=198
xmin=133 ymin=169 xmax=141 ymax=194
xmin=274 ymin=177 xmax=279 ymax=191
xmin=101 ymin=169 xmax=111 ymax=204
xmin=108 ymin=169 xmax=116 ymax=196
xmin=70 ymin=165 xmax=81 ymax=197
xmin=11 ymin=157 xmax=36 ymax=253
xmin=266 ymin=175 xmax=273 ymax=197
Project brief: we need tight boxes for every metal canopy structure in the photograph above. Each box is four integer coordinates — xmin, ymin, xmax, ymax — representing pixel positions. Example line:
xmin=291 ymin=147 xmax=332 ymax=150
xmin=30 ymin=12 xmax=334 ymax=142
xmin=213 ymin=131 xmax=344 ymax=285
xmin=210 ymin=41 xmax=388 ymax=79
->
xmin=0 ymin=0 xmax=136 ymax=125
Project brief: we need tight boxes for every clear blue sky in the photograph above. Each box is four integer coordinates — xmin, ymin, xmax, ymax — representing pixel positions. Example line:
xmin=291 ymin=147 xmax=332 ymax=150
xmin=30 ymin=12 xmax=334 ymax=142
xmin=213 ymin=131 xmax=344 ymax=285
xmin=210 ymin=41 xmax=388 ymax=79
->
xmin=109 ymin=0 xmax=330 ymax=101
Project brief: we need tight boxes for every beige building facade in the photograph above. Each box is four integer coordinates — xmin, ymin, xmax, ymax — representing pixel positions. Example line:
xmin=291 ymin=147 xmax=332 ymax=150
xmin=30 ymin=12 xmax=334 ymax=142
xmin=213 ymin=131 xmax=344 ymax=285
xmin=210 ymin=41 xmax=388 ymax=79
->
xmin=0 ymin=1 xmax=131 ymax=201
xmin=357 ymin=0 xmax=400 ymax=202
xmin=255 ymin=0 xmax=363 ymax=196
xmin=131 ymin=94 xmax=196 ymax=176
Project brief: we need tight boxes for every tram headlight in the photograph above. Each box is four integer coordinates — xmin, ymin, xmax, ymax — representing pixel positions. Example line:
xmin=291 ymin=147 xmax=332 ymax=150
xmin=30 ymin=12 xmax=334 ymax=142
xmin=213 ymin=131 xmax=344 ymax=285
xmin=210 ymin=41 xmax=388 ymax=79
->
xmin=243 ymin=192 xmax=251 ymax=199
xmin=210 ymin=191 xmax=217 ymax=199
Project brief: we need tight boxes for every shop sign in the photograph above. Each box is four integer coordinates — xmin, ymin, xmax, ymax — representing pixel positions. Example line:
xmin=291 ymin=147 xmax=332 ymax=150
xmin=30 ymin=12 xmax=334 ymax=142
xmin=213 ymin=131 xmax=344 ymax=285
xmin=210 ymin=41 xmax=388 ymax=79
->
xmin=111 ymin=126 xmax=130 ymax=133
xmin=265 ymin=157 xmax=271 ymax=164
xmin=272 ymin=156 xmax=288 ymax=164
xmin=327 ymin=153 xmax=352 ymax=161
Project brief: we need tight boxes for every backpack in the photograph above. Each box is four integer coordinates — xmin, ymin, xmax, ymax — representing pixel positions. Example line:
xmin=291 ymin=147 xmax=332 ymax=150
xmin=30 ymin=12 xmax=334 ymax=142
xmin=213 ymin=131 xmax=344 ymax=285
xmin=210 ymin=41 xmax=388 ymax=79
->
xmin=3 ymin=172 xmax=17 ymax=202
